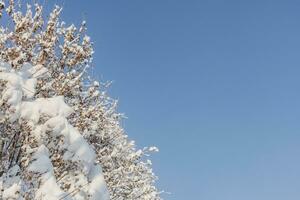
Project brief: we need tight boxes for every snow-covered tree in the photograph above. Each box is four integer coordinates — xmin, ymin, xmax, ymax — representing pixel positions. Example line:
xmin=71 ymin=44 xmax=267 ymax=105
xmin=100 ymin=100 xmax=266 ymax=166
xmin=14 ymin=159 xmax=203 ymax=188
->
xmin=0 ymin=1 xmax=160 ymax=199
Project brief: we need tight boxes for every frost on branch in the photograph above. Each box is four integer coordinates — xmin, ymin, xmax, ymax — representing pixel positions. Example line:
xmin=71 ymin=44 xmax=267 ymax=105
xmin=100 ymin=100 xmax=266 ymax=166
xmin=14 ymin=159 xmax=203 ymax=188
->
xmin=0 ymin=1 xmax=160 ymax=200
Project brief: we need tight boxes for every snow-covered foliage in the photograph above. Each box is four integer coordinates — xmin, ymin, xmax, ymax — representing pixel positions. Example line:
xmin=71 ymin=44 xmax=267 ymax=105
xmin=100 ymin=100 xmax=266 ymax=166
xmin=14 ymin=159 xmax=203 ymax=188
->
xmin=0 ymin=1 xmax=160 ymax=199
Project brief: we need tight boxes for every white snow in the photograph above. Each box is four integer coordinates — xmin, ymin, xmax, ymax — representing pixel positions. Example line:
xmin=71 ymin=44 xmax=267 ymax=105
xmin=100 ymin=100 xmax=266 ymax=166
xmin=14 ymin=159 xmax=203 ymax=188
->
xmin=2 ymin=183 xmax=21 ymax=199
xmin=44 ymin=116 xmax=96 ymax=173
xmin=29 ymin=145 xmax=68 ymax=200
xmin=0 ymin=62 xmax=109 ymax=199
xmin=88 ymin=165 xmax=109 ymax=200
xmin=0 ymin=166 xmax=22 ymax=200
xmin=20 ymin=96 xmax=74 ymax=124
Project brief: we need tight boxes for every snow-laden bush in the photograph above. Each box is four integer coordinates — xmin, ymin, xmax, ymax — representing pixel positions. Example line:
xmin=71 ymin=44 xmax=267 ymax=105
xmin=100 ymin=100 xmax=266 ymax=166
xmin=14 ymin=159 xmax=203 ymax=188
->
xmin=0 ymin=1 xmax=160 ymax=199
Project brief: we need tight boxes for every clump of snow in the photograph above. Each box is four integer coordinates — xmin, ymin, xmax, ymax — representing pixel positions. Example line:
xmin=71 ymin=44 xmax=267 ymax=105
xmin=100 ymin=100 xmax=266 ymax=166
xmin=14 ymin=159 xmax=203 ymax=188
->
xmin=148 ymin=146 xmax=159 ymax=152
xmin=0 ymin=62 xmax=46 ymax=122
xmin=20 ymin=96 xmax=73 ymax=124
xmin=0 ymin=166 xmax=22 ymax=200
xmin=88 ymin=165 xmax=110 ymax=200
xmin=3 ymin=183 xmax=21 ymax=199
xmin=44 ymin=116 xmax=95 ymax=173
xmin=0 ymin=62 xmax=109 ymax=199
xmin=29 ymin=145 xmax=68 ymax=200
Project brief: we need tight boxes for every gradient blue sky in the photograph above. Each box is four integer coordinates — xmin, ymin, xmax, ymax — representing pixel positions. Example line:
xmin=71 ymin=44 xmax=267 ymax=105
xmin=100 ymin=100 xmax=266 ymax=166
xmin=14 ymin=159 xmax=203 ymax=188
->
xmin=56 ymin=1 xmax=300 ymax=199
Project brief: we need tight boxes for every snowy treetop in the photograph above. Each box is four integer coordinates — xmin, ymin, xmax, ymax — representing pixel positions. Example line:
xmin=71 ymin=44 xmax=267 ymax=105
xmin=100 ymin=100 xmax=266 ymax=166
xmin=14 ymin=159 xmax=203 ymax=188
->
xmin=0 ymin=1 xmax=160 ymax=199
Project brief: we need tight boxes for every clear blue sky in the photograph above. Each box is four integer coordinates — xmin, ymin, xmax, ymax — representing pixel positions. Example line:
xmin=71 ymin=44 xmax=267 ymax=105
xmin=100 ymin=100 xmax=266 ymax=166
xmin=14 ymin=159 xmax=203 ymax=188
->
xmin=57 ymin=0 xmax=300 ymax=199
